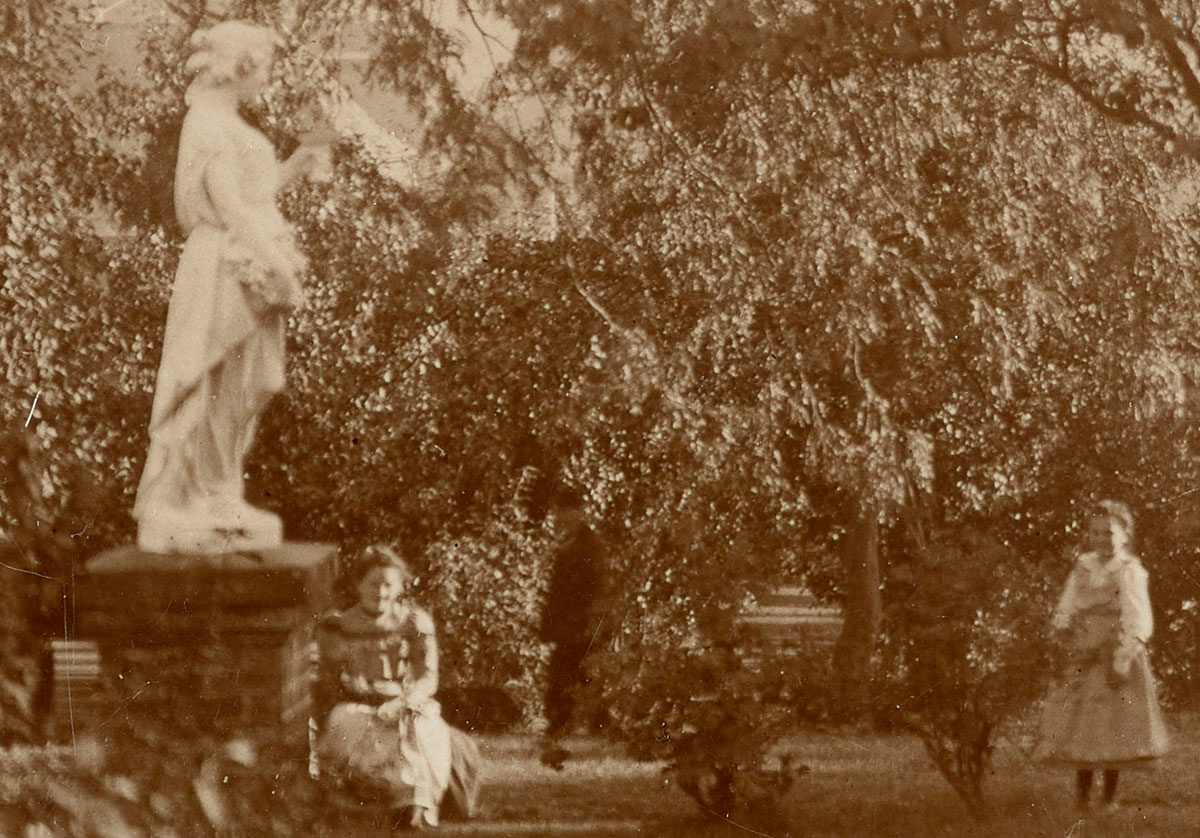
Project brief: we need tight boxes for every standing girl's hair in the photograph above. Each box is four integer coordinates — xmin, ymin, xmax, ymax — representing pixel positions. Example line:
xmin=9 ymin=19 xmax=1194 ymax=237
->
xmin=1095 ymin=499 xmax=1134 ymax=547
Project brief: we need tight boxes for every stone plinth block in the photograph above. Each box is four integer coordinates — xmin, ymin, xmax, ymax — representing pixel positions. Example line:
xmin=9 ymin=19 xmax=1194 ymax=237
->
xmin=57 ymin=543 xmax=336 ymax=750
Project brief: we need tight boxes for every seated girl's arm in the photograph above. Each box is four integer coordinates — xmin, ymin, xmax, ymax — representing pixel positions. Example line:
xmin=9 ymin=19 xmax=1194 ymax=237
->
xmin=371 ymin=678 xmax=405 ymax=697
xmin=377 ymin=612 xmax=438 ymax=721
xmin=405 ymin=609 xmax=439 ymax=707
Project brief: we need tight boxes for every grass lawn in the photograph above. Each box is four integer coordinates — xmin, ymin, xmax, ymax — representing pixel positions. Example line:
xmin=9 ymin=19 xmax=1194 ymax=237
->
xmin=6 ymin=718 xmax=1196 ymax=836
xmin=450 ymin=718 xmax=1200 ymax=837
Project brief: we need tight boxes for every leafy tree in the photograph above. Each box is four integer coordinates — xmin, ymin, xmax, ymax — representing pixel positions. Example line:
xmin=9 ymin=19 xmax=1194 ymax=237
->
xmin=9 ymin=0 xmax=1200 ymax=820
xmin=466 ymin=0 xmax=1200 ymax=809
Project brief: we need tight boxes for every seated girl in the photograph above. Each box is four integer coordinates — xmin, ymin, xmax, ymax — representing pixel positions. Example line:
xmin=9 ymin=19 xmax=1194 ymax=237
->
xmin=314 ymin=545 xmax=480 ymax=830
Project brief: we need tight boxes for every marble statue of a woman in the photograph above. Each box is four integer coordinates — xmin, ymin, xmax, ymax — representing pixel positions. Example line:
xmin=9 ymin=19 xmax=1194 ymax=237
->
xmin=134 ymin=21 xmax=325 ymax=554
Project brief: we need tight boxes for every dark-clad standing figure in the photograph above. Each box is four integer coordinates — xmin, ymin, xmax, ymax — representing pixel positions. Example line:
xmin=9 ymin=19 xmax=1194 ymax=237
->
xmin=539 ymin=500 xmax=610 ymax=767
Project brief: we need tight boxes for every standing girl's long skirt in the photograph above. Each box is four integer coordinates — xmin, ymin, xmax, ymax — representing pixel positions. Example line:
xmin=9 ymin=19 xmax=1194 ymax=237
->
xmin=1036 ymin=611 xmax=1169 ymax=767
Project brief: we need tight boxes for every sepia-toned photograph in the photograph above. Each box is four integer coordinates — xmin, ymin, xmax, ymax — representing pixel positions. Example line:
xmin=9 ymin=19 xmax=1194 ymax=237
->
xmin=2 ymin=0 xmax=1199 ymax=835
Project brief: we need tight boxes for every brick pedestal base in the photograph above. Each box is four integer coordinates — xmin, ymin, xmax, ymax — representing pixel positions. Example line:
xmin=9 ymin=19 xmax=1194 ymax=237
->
xmin=56 ymin=543 xmax=336 ymax=751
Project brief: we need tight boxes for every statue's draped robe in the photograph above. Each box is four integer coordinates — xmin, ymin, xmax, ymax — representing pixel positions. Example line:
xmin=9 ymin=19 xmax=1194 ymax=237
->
xmin=134 ymin=102 xmax=290 ymax=527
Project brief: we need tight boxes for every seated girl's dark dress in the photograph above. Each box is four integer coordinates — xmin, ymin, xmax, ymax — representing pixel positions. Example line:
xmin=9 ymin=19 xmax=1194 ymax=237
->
xmin=315 ymin=597 xmax=480 ymax=827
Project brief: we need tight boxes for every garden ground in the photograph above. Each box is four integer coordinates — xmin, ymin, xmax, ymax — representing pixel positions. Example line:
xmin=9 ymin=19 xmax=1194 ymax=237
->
xmin=442 ymin=719 xmax=1200 ymax=837
xmin=6 ymin=718 xmax=1198 ymax=836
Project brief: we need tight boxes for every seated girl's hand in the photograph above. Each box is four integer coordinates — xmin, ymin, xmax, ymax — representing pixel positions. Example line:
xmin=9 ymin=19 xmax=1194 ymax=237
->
xmin=377 ymin=697 xmax=407 ymax=723
xmin=371 ymin=679 xmax=405 ymax=697
xmin=340 ymin=673 xmax=371 ymax=695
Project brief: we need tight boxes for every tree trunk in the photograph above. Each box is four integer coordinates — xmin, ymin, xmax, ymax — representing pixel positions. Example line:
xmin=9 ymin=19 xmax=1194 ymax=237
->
xmin=832 ymin=503 xmax=881 ymax=704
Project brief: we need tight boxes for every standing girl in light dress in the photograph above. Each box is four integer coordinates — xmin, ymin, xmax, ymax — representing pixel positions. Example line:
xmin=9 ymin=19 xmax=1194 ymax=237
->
xmin=1036 ymin=500 xmax=1169 ymax=812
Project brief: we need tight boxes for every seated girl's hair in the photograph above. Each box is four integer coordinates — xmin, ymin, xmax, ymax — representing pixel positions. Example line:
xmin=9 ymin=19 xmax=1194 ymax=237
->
xmin=361 ymin=543 xmax=414 ymax=578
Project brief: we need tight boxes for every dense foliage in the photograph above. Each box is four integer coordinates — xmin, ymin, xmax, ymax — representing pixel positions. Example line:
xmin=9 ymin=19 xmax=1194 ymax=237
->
xmin=8 ymin=0 xmax=1200 ymax=819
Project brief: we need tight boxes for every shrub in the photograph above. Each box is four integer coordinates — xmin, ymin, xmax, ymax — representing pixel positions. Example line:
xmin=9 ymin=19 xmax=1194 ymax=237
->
xmin=0 ymin=431 xmax=100 ymax=744
xmin=1141 ymin=510 xmax=1200 ymax=711
xmin=4 ymin=723 xmax=323 ymax=837
xmin=583 ymin=547 xmax=821 ymax=827
xmin=421 ymin=510 xmax=554 ymax=728
xmin=438 ymin=685 xmax=524 ymax=733
xmin=877 ymin=525 xmax=1056 ymax=816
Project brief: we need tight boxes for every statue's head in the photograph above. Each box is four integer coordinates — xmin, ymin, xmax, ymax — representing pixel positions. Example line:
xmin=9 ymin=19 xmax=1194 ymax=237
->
xmin=185 ymin=20 xmax=283 ymax=103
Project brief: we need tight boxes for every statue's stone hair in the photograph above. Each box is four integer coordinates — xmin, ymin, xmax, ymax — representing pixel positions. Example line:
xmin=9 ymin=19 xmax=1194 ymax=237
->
xmin=185 ymin=20 xmax=282 ymax=96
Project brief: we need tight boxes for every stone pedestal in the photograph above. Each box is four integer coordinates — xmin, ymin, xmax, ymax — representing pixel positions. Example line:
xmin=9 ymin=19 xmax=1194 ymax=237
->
xmin=56 ymin=542 xmax=336 ymax=751
xmin=136 ymin=501 xmax=284 ymax=555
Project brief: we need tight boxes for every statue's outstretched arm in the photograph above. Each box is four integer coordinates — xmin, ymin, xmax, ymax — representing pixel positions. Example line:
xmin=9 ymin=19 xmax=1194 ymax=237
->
xmin=203 ymin=159 xmax=305 ymax=281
